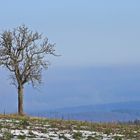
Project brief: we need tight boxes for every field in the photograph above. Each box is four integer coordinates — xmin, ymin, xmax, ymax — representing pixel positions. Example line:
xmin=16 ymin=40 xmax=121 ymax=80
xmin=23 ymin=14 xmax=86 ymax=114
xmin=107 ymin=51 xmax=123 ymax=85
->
xmin=0 ymin=115 xmax=139 ymax=139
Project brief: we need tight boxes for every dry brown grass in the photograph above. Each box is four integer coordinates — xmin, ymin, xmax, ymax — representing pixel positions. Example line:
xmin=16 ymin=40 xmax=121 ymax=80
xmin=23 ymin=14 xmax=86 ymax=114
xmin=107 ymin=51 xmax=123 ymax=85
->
xmin=0 ymin=114 xmax=140 ymax=139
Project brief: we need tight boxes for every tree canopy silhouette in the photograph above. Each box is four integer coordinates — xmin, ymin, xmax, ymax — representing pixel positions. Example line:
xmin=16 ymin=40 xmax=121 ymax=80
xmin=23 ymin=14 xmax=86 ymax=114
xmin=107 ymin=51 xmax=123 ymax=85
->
xmin=0 ymin=25 xmax=56 ymax=115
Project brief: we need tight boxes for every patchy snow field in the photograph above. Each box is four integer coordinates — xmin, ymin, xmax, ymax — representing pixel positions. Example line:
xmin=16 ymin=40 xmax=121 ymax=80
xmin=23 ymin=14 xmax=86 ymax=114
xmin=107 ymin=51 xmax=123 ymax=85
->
xmin=0 ymin=116 xmax=139 ymax=140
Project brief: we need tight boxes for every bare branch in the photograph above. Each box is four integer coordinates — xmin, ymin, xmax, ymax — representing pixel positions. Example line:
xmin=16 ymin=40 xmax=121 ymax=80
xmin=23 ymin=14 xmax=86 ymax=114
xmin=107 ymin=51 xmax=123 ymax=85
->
xmin=0 ymin=25 xmax=57 ymax=88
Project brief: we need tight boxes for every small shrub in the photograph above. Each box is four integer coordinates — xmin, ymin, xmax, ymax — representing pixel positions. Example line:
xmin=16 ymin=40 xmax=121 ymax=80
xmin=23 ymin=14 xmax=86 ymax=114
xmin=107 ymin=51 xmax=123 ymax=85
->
xmin=3 ymin=130 xmax=13 ymax=139
xmin=87 ymin=135 xmax=96 ymax=140
xmin=104 ymin=128 xmax=112 ymax=135
xmin=17 ymin=134 xmax=26 ymax=139
xmin=19 ymin=118 xmax=29 ymax=128
xmin=114 ymin=136 xmax=122 ymax=140
xmin=73 ymin=131 xmax=82 ymax=139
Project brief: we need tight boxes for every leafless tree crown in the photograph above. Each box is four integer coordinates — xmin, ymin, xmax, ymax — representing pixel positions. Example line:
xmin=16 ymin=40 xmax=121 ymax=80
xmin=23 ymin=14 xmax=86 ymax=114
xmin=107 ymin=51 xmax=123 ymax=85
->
xmin=0 ymin=25 xmax=56 ymax=87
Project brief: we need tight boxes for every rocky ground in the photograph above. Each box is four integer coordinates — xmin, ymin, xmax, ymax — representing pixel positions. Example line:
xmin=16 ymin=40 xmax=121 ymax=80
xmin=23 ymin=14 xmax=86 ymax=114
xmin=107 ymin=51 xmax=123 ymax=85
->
xmin=0 ymin=115 xmax=139 ymax=140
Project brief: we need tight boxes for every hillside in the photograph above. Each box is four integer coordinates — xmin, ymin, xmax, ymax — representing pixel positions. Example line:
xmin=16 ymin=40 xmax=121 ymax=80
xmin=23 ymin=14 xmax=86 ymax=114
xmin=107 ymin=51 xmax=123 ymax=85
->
xmin=30 ymin=101 xmax=140 ymax=122
xmin=0 ymin=115 xmax=139 ymax=139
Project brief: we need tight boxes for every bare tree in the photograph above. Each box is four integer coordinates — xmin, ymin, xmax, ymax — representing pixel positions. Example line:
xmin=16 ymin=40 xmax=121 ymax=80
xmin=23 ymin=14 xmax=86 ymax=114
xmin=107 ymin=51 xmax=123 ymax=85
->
xmin=0 ymin=25 xmax=56 ymax=115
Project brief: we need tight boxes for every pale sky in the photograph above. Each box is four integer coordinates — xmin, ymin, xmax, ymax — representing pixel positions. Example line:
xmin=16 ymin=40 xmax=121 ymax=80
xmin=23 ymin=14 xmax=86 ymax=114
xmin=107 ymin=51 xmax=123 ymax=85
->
xmin=0 ymin=0 xmax=140 ymax=66
xmin=0 ymin=0 xmax=140 ymax=113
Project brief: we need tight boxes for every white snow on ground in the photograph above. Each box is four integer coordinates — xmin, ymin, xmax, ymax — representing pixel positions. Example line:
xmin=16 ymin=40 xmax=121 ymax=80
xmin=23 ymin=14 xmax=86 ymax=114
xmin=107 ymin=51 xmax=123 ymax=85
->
xmin=0 ymin=118 xmax=126 ymax=140
xmin=9 ymin=129 xmax=124 ymax=140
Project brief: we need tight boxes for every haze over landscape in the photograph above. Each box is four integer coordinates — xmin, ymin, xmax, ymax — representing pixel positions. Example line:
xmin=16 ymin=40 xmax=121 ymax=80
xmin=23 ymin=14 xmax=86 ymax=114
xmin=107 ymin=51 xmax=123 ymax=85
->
xmin=0 ymin=0 xmax=140 ymax=121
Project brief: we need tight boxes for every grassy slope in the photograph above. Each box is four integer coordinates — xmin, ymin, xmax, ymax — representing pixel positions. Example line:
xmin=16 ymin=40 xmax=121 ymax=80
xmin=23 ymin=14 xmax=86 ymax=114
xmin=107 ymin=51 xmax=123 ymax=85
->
xmin=0 ymin=114 xmax=140 ymax=139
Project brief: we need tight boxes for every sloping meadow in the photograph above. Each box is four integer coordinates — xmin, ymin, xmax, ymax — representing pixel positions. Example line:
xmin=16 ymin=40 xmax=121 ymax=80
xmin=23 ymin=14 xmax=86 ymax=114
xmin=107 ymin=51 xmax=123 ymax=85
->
xmin=0 ymin=115 xmax=139 ymax=139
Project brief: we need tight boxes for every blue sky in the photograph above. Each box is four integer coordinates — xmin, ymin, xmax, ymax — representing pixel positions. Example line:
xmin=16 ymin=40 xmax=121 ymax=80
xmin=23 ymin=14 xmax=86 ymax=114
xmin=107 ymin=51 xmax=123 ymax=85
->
xmin=0 ymin=0 xmax=140 ymax=113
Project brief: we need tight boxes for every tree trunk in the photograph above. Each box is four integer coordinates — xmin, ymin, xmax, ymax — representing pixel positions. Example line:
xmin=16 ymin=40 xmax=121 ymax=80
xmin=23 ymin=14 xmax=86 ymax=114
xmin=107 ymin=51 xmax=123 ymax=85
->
xmin=18 ymin=85 xmax=24 ymax=115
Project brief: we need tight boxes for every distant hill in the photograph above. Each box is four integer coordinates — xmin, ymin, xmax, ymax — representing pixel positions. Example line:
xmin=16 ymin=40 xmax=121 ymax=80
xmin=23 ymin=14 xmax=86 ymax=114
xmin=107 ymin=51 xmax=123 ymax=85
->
xmin=29 ymin=101 xmax=140 ymax=122
xmin=53 ymin=101 xmax=140 ymax=113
